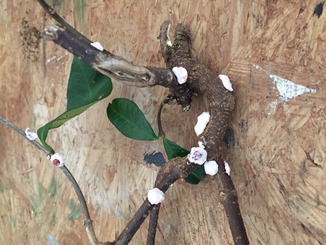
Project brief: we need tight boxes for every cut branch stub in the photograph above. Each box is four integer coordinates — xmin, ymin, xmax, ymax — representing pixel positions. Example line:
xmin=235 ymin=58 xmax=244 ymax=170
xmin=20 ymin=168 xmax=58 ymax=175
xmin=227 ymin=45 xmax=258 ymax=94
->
xmin=43 ymin=25 xmax=193 ymax=110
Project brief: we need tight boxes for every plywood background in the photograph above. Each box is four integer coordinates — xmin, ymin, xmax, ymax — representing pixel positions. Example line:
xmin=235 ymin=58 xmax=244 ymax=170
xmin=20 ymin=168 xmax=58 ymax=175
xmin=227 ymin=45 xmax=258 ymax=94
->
xmin=0 ymin=0 xmax=325 ymax=244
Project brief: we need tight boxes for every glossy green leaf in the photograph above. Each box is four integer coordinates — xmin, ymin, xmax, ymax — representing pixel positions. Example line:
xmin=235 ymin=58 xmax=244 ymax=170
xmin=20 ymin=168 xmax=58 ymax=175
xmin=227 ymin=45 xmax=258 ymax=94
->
xmin=37 ymin=57 xmax=112 ymax=152
xmin=184 ymin=165 xmax=206 ymax=185
xmin=162 ymin=138 xmax=205 ymax=185
xmin=107 ymin=98 xmax=158 ymax=141
xmin=163 ymin=138 xmax=189 ymax=160
xmin=67 ymin=57 xmax=112 ymax=110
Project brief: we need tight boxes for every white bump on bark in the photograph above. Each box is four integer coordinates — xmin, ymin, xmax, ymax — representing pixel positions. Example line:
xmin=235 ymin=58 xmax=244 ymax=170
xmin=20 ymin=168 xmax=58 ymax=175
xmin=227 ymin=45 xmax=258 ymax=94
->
xmin=219 ymin=74 xmax=233 ymax=91
xmin=204 ymin=160 xmax=219 ymax=176
xmin=224 ymin=161 xmax=231 ymax=175
xmin=147 ymin=188 xmax=164 ymax=205
xmin=198 ymin=141 xmax=205 ymax=148
xmin=91 ymin=42 xmax=104 ymax=51
xmin=25 ymin=128 xmax=38 ymax=141
xmin=194 ymin=112 xmax=210 ymax=136
xmin=172 ymin=67 xmax=188 ymax=84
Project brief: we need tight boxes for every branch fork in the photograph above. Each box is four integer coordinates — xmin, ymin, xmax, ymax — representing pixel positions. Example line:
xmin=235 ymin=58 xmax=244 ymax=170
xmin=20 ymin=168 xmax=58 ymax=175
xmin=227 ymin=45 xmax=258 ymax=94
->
xmin=7 ymin=1 xmax=250 ymax=244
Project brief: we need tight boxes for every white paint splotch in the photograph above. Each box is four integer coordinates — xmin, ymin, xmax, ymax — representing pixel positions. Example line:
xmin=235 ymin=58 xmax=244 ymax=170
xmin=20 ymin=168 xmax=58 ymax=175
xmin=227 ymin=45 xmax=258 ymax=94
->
xmin=269 ymin=74 xmax=316 ymax=102
xmin=254 ymin=64 xmax=317 ymax=103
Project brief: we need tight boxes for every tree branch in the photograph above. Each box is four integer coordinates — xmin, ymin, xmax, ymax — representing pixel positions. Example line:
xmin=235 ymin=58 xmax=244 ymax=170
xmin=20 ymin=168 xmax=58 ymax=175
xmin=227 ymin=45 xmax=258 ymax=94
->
xmin=37 ymin=0 xmax=90 ymax=42
xmin=113 ymin=156 xmax=198 ymax=244
xmin=38 ymin=0 xmax=193 ymax=110
xmin=36 ymin=1 xmax=249 ymax=244
xmin=217 ymin=160 xmax=249 ymax=245
xmin=157 ymin=22 xmax=249 ymax=244
xmin=42 ymin=24 xmax=193 ymax=110
xmin=147 ymin=204 xmax=160 ymax=245
xmin=42 ymin=24 xmax=164 ymax=87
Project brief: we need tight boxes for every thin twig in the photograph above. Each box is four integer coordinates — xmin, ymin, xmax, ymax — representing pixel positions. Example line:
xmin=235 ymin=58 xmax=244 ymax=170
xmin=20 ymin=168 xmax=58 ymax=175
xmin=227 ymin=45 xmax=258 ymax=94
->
xmin=0 ymin=115 xmax=102 ymax=245
xmin=36 ymin=0 xmax=90 ymax=42
xmin=146 ymin=160 xmax=172 ymax=245
xmin=217 ymin=160 xmax=249 ymax=245
xmin=147 ymin=204 xmax=160 ymax=245
xmin=59 ymin=166 xmax=101 ymax=245
xmin=157 ymin=95 xmax=174 ymax=137
xmin=114 ymin=157 xmax=196 ymax=244
xmin=0 ymin=116 xmax=50 ymax=155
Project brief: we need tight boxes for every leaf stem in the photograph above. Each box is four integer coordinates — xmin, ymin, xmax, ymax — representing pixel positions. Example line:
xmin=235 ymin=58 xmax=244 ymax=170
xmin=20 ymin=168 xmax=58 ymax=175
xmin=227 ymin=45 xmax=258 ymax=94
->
xmin=157 ymin=95 xmax=174 ymax=137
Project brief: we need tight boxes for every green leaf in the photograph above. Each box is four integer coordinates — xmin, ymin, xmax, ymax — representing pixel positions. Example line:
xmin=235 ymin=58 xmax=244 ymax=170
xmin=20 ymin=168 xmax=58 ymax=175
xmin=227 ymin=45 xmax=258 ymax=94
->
xmin=67 ymin=57 xmax=112 ymax=110
xmin=184 ymin=165 xmax=206 ymax=185
xmin=162 ymin=138 xmax=205 ymax=185
xmin=107 ymin=98 xmax=158 ymax=141
xmin=163 ymin=138 xmax=189 ymax=160
xmin=37 ymin=57 xmax=112 ymax=152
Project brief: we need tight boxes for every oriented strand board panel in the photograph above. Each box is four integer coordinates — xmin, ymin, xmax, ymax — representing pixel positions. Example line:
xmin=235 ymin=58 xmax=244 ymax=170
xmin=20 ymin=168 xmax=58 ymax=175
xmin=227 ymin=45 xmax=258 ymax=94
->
xmin=0 ymin=0 xmax=325 ymax=244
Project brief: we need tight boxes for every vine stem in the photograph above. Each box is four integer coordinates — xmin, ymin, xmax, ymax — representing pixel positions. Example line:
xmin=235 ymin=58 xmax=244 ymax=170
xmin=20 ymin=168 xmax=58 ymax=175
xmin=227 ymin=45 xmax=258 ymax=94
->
xmin=0 ymin=115 xmax=104 ymax=245
xmin=0 ymin=116 xmax=49 ymax=155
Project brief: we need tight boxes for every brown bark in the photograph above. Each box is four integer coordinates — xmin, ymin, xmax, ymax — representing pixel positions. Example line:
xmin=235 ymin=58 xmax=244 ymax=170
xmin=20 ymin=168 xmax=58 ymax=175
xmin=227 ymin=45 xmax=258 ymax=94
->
xmin=40 ymin=20 xmax=248 ymax=245
xmin=159 ymin=22 xmax=235 ymax=157
xmin=35 ymin=1 xmax=247 ymax=244
xmin=112 ymin=22 xmax=246 ymax=245
xmin=43 ymin=25 xmax=193 ymax=111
